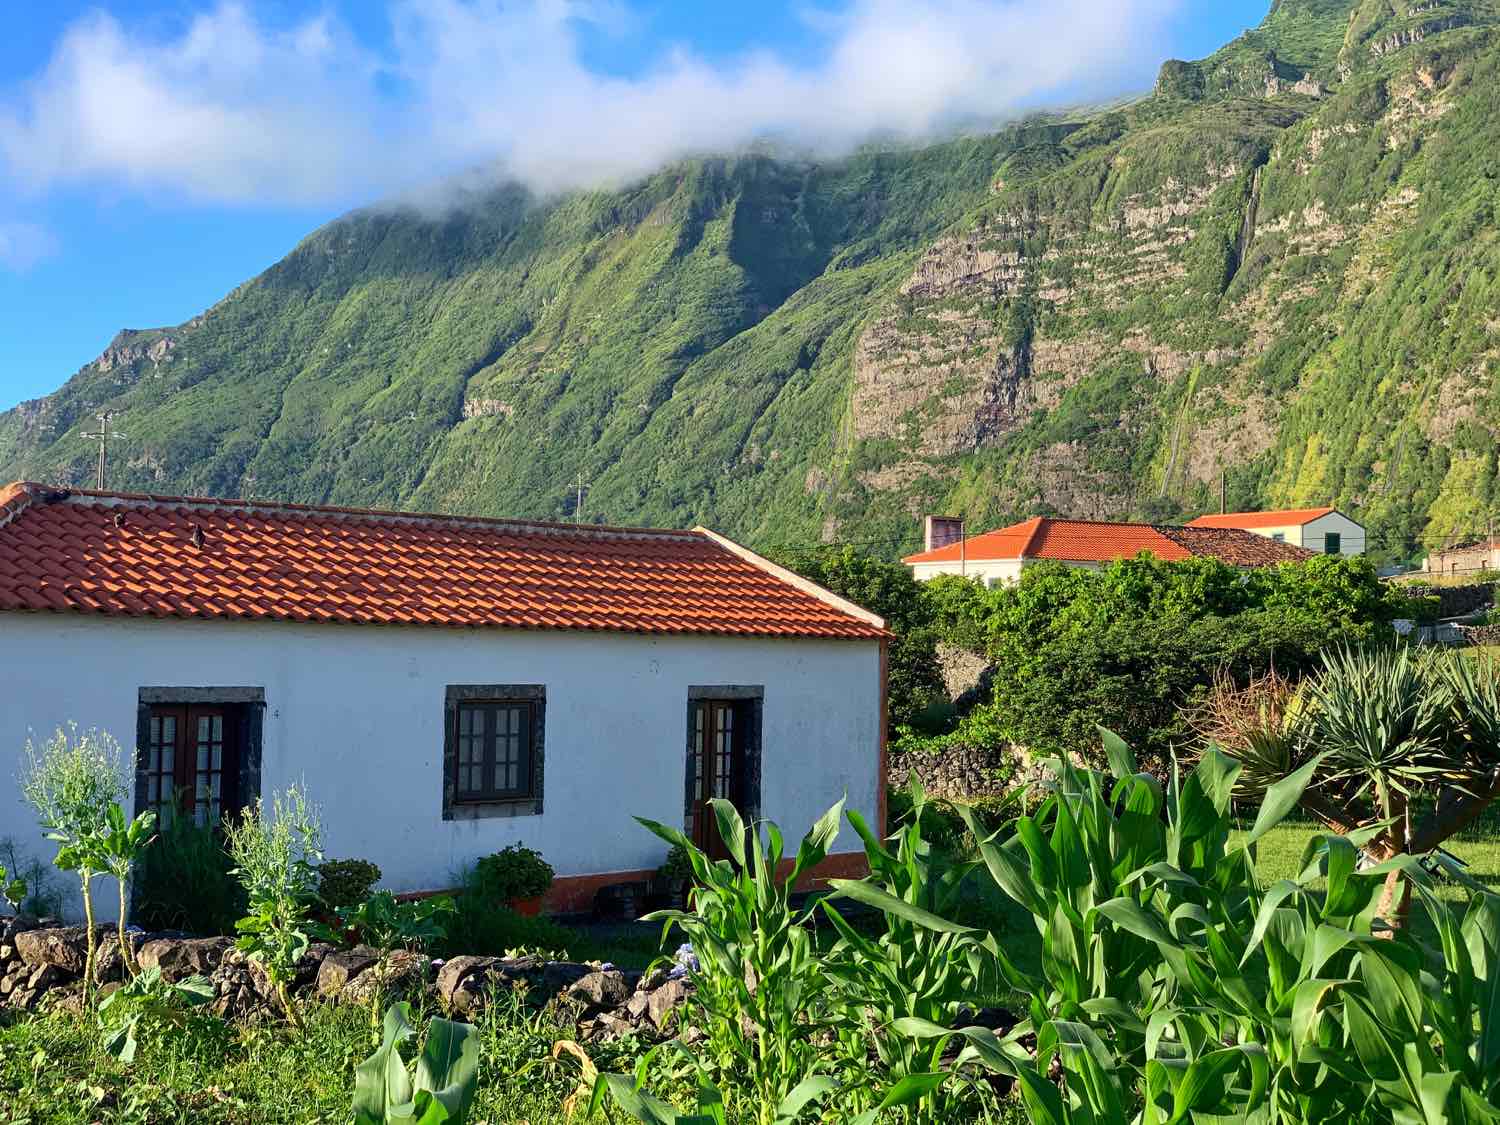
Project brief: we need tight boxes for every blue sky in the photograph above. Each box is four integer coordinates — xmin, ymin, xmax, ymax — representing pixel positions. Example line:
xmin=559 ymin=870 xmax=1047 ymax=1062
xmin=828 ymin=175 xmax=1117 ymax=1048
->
xmin=0 ymin=1 xmax=1270 ymax=412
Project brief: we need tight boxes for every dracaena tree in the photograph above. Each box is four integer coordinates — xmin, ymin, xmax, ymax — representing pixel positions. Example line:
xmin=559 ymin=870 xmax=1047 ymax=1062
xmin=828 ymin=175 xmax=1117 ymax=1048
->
xmin=1193 ymin=645 xmax=1500 ymax=923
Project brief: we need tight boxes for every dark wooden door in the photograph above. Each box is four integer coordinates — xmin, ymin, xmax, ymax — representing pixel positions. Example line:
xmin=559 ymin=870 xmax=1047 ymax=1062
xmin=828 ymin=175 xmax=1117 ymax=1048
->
xmin=143 ymin=705 xmax=238 ymax=827
xmin=689 ymin=700 xmax=746 ymax=859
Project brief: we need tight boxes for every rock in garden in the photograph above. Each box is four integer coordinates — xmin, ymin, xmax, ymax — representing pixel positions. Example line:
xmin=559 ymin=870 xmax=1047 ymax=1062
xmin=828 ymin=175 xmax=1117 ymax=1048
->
xmin=342 ymin=951 xmax=429 ymax=1006
xmin=624 ymin=990 xmax=652 ymax=1021
xmin=435 ymin=955 xmax=503 ymax=1008
xmin=567 ymin=970 xmax=631 ymax=1013
xmin=138 ymin=936 xmax=233 ymax=980
xmin=316 ymin=946 xmax=380 ymax=997
xmin=14 ymin=927 xmax=102 ymax=974
xmin=645 ymin=977 xmax=691 ymax=1032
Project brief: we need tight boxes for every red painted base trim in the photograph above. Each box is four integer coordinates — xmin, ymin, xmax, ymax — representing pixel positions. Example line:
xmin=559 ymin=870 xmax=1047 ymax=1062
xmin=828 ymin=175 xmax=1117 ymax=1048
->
xmin=397 ymin=851 xmax=871 ymax=916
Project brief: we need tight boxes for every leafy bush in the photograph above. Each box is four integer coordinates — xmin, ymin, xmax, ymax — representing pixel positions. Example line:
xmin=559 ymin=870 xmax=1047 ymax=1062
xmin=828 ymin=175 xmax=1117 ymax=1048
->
xmin=0 ymin=860 xmax=25 ymax=911
xmin=439 ymin=866 xmax=577 ymax=960
xmin=319 ymin=858 xmax=383 ymax=911
xmin=472 ymin=844 xmax=554 ymax=902
xmin=134 ymin=815 xmax=245 ymax=935
xmin=97 ymin=966 xmax=214 ymax=1063
xmin=224 ymin=785 xmax=324 ymax=1027
xmin=655 ymin=844 xmax=692 ymax=884
xmin=0 ymin=838 xmax=62 ymax=918
xmin=978 ymin=555 xmax=1402 ymax=772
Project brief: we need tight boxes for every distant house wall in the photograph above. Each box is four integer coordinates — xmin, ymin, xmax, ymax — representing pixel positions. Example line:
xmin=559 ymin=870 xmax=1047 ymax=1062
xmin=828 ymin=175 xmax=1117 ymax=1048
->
xmin=1237 ymin=522 xmax=1304 ymax=548
xmin=0 ymin=614 xmax=881 ymax=922
xmin=1301 ymin=512 xmax=1365 ymax=556
xmin=908 ymin=559 xmax=1028 ymax=585
xmin=1423 ymin=543 xmax=1500 ymax=576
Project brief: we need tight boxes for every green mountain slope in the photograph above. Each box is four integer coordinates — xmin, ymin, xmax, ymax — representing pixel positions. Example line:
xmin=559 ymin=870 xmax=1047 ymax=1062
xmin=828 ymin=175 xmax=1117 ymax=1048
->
xmin=4 ymin=0 xmax=1499 ymax=563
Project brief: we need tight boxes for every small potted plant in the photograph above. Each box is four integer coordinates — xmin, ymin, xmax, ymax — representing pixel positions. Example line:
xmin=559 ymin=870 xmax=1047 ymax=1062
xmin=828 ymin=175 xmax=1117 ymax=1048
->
xmin=474 ymin=843 xmax=554 ymax=917
xmin=649 ymin=843 xmax=693 ymax=910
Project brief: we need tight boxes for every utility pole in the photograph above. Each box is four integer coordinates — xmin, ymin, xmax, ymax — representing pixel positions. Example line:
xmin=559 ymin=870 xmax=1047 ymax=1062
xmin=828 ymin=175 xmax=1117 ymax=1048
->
xmin=1220 ymin=467 xmax=1227 ymax=515
xmin=81 ymin=412 xmax=125 ymax=490
xmin=575 ymin=470 xmax=586 ymax=521
xmin=959 ymin=514 xmax=967 ymax=578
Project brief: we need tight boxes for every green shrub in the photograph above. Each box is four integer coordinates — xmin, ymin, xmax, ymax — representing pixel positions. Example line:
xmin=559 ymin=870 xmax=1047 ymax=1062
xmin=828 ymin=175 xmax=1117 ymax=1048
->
xmin=318 ymin=858 xmax=383 ymax=911
xmin=656 ymin=844 xmax=692 ymax=883
xmin=439 ymin=865 xmax=576 ymax=960
xmin=471 ymin=844 xmax=553 ymax=902
xmin=981 ymin=555 xmax=1401 ymax=774
xmin=134 ymin=816 xmax=244 ymax=935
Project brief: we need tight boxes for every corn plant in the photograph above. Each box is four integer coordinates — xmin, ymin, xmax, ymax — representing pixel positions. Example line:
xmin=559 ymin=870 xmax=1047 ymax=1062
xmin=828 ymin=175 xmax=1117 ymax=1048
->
xmin=872 ymin=730 xmax=1500 ymax=1122
xmin=353 ymin=1000 xmax=478 ymax=1125
xmin=821 ymin=779 xmax=1001 ymax=1120
xmin=635 ymin=798 xmax=843 ymax=1125
xmin=224 ymin=785 xmax=323 ymax=1028
xmin=19 ymin=725 xmax=129 ymax=1000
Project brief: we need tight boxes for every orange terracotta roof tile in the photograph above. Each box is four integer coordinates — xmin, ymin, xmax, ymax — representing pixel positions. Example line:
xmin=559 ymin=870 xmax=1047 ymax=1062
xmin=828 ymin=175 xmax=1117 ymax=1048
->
xmin=0 ymin=482 xmax=886 ymax=640
xmin=903 ymin=516 xmax=1316 ymax=567
xmin=1185 ymin=507 xmax=1339 ymax=529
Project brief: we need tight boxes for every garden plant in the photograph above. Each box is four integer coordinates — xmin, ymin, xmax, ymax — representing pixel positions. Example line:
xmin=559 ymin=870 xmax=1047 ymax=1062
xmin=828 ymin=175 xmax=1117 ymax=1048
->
xmin=18 ymin=726 xmax=133 ymax=998
xmin=223 ymin=784 xmax=324 ymax=1028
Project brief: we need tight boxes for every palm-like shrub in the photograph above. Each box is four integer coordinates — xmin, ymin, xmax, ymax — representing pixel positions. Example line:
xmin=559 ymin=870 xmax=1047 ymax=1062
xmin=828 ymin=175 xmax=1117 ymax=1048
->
xmin=1194 ymin=646 xmax=1500 ymax=925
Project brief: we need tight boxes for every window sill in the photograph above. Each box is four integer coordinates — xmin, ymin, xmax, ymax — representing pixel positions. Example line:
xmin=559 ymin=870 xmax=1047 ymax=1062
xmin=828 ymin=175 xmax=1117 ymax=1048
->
xmin=444 ymin=796 xmax=543 ymax=821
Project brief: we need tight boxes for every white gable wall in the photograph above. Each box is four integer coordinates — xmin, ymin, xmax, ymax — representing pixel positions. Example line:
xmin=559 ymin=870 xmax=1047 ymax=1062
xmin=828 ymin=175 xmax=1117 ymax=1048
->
xmin=1300 ymin=512 xmax=1365 ymax=556
xmin=0 ymin=613 xmax=880 ymax=921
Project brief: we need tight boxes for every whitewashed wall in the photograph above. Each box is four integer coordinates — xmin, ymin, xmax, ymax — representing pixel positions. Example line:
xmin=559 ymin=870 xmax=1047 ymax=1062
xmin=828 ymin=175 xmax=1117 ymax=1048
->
xmin=0 ymin=613 xmax=881 ymax=920
xmin=1300 ymin=512 xmax=1365 ymax=556
xmin=908 ymin=559 xmax=1027 ymax=585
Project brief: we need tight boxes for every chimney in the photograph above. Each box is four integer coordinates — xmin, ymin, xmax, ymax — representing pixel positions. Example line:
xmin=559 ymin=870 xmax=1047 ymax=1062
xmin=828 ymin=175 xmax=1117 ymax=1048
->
xmin=923 ymin=515 xmax=965 ymax=552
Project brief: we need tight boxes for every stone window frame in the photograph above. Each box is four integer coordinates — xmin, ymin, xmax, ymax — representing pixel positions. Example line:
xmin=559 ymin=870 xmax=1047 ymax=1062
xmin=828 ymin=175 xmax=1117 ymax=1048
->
xmin=443 ymin=684 xmax=545 ymax=821
xmin=134 ymin=686 xmax=264 ymax=821
xmin=684 ymin=685 xmax=763 ymax=833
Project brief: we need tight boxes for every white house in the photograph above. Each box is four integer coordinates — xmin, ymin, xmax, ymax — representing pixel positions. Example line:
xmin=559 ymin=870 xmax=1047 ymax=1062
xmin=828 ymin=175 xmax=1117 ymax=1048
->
xmin=903 ymin=515 xmax=1314 ymax=585
xmin=0 ymin=482 xmax=887 ymax=919
xmin=1185 ymin=507 xmax=1365 ymax=556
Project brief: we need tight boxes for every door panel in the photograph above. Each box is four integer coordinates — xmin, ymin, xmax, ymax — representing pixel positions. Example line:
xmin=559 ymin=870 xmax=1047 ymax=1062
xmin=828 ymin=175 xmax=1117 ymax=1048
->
xmin=689 ymin=700 xmax=745 ymax=859
xmin=145 ymin=704 xmax=239 ymax=827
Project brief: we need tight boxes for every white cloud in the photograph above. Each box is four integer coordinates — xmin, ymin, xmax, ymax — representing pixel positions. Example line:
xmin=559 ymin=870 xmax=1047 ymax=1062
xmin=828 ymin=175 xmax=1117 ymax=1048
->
xmin=0 ymin=0 xmax=1181 ymax=207
xmin=0 ymin=221 xmax=58 ymax=270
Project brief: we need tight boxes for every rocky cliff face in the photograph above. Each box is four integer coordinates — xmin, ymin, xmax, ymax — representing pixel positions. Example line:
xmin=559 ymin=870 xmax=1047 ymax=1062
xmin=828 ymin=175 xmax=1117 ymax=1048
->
xmin=2 ymin=1 xmax=1498 ymax=562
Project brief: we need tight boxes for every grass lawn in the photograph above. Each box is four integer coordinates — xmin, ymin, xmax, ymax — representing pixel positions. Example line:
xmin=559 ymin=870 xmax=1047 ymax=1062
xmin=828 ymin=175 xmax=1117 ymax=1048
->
xmin=0 ymin=990 xmax=626 ymax=1124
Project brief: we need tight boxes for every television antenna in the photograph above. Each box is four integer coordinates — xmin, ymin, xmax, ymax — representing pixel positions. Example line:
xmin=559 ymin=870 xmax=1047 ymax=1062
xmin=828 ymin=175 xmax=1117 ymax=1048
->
xmin=81 ymin=411 xmax=126 ymax=490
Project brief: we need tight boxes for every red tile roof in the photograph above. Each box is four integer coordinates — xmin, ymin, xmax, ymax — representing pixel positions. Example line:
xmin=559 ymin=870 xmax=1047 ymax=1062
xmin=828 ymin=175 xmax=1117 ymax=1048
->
xmin=1185 ymin=507 xmax=1340 ymax=529
xmin=0 ymin=482 xmax=886 ymax=639
xmin=902 ymin=516 xmax=1315 ymax=567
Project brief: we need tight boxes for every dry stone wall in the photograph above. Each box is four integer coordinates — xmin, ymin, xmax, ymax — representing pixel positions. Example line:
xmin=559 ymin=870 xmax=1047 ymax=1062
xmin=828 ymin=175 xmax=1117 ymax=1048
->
xmin=0 ymin=915 xmax=690 ymax=1042
xmin=887 ymin=745 xmax=1013 ymax=801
